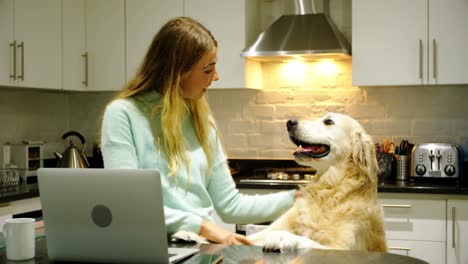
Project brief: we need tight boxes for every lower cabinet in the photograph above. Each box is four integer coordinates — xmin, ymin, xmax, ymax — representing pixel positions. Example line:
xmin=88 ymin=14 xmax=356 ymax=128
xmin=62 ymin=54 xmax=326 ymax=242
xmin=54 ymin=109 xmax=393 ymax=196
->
xmin=387 ymin=239 xmax=445 ymax=264
xmin=379 ymin=196 xmax=446 ymax=264
xmin=447 ymin=199 xmax=468 ymax=264
xmin=380 ymin=193 xmax=468 ymax=264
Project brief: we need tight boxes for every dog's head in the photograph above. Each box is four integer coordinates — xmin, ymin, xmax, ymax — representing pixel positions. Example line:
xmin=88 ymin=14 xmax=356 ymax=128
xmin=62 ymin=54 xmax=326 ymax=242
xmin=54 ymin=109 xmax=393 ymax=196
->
xmin=287 ymin=113 xmax=377 ymax=182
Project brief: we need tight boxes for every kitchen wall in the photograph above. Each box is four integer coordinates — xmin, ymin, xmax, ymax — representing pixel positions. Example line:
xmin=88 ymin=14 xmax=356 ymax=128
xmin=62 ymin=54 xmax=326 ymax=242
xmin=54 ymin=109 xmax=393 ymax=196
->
xmin=206 ymin=62 xmax=468 ymax=159
xmin=0 ymin=88 xmax=114 ymax=158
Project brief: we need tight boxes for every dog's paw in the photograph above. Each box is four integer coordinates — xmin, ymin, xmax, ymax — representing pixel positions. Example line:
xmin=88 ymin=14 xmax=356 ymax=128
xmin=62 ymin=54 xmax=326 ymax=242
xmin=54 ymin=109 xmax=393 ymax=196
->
xmin=170 ymin=231 xmax=208 ymax=244
xmin=262 ymin=230 xmax=328 ymax=252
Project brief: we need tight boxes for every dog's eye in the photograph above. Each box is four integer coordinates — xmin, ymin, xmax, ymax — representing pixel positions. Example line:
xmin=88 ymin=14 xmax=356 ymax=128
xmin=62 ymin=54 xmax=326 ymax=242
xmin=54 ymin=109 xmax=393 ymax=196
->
xmin=324 ymin=118 xmax=334 ymax=126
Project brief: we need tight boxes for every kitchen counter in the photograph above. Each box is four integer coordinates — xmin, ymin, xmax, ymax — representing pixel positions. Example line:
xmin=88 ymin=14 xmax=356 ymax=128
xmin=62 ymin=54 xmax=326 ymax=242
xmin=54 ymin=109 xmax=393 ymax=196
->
xmin=2 ymin=178 xmax=468 ymax=206
xmin=235 ymin=177 xmax=468 ymax=195
xmin=0 ymin=236 xmax=428 ymax=264
xmin=0 ymin=183 xmax=39 ymax=204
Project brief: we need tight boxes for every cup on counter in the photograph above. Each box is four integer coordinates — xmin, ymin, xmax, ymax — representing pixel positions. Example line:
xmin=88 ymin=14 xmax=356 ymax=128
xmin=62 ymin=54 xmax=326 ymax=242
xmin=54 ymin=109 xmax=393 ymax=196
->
xmin=395 ymin=155 xmax=410 ymax=181
xmin=2 ymin=218 xmax=35 ymax=261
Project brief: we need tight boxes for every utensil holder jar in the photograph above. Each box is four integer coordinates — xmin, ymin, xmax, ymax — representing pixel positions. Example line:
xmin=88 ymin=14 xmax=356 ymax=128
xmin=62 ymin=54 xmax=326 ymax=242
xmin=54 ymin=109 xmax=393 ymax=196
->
xmin=395 ymin=155 xmax=410 ymax=181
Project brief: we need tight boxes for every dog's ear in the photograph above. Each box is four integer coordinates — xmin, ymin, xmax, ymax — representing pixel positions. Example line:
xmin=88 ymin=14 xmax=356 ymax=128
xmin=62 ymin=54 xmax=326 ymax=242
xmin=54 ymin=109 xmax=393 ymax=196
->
xmin=351 ymin=130 xmax=378 ymax=182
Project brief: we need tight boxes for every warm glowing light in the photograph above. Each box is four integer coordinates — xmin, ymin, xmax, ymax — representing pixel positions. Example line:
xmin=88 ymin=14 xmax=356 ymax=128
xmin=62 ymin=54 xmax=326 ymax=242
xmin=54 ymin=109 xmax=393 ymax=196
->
xmin=281 ymin=60 xmax=306 ymax=82
xmin=315 ymin=60 xmax=338 ymax=76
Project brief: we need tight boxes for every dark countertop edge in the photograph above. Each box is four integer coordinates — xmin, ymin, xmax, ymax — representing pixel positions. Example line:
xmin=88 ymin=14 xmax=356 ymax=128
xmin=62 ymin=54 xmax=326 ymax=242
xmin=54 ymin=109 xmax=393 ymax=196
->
xmin=235 ymin=179 xmax=468 ymax=195
xmin=0 ymin=184 xmax=39 ymax=204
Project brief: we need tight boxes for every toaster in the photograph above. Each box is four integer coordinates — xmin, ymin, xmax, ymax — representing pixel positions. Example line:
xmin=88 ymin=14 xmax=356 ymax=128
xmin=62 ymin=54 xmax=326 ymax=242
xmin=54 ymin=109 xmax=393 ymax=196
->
xmin=411 ymin=143 xmax=462 ymax=179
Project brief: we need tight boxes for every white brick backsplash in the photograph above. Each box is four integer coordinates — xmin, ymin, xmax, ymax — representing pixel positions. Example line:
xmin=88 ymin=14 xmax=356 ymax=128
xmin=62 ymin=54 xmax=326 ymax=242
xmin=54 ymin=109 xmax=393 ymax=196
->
xmin=223 ymin=134 xmax=247 ymax=148
xmin=229 ymin=120 xmax=256 ymax=134
xmin=368 ymin=119 xmax=412 ymax=137
xmin=244 ymin=105 xmax=276 ymax=120
xmin=255 ymin=90 xmax=293 ymax=104
xmin=345 ymin=104 xmax=386 ymax=119
xmin=292 ymin=90 xmax=331 ymax=104
xmin=413 ymin=120 xmax=453 ymax=137
xmin=225 ymin=148 xmax=259 ymax=159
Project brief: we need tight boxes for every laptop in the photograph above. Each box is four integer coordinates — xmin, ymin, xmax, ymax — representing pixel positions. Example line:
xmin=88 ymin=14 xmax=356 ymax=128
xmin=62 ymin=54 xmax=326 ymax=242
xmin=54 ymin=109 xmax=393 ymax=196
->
xmin=37 ymin=168 xmax=200 ymax=264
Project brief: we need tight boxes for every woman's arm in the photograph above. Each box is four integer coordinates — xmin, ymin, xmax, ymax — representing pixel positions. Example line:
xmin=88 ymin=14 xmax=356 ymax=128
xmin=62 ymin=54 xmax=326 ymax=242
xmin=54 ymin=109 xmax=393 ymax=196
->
xmin=207 ymin=160 xmax=295 ymax=224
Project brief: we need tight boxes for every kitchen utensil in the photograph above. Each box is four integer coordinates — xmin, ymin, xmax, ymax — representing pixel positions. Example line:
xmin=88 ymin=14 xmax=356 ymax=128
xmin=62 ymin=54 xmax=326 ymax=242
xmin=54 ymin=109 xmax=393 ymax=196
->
xmin=382 ymin=140 xmax=396 ymax=154
xmin=54 ymin=131 xmax=89 ymax=168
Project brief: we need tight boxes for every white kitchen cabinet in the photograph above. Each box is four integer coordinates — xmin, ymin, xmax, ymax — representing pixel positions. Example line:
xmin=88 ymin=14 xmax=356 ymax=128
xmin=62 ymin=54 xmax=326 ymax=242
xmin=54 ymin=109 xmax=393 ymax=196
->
xmin=62 ymin=0 xmax=86 ymax=91
xmin=447 ymin=199 xmax=468 ymax=264
xmin=63 ymin=0 xmax=125 ymax=92
xmin=352 ymin=0 xmax=468 ymax=86
xmin=86 ymin=0 xmax=126 ymax=91
xmin=60 ymin=0 xmax=124 ymax=92
xmin=125 ymin=0 xmax=183 ymax=81
xmin=387 ymin=239 xmax=445 ymax=264
xmin=0 ymin=0 xmax=62 ymax=90
xmin=183 ymin=0 xmax=257 ymax=89
xmin=379 ymin=195 xmax=446 ymax=264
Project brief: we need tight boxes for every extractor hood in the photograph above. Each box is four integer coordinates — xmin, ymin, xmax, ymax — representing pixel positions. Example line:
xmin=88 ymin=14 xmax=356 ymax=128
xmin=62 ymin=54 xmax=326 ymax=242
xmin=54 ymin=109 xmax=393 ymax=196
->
xmin=241 ymin=0 xmax=351 ymax=61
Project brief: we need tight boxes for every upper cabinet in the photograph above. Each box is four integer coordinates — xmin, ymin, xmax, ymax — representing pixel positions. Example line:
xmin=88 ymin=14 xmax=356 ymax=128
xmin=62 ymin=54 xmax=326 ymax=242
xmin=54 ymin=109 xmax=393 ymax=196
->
xmin=352 ymin=0 xmax=468 ymax=86
xmin=0 ymin=0 xmax=62 ymax=90
xmin=125 ymin=0 xmax=183 ymax=81
xmin=63 ymin=0 xmax=125 ymax=91
xmin=183 ymin=0 xmax=256 ymax=89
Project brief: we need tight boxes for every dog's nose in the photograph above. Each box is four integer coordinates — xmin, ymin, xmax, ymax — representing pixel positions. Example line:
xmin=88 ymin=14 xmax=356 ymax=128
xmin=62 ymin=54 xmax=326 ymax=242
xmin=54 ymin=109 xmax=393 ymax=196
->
xmin=286 ymin=120 xmax=298 ymax=131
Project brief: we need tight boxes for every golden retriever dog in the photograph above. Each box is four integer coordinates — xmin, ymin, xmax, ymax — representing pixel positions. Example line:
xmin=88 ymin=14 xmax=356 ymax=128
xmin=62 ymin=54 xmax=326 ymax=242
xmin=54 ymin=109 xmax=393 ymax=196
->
xmin=247 ymin=113 xmax=387 ymax=252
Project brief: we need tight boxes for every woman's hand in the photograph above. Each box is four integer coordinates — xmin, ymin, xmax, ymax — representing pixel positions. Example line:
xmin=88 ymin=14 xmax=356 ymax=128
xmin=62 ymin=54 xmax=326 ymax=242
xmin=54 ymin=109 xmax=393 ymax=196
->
xmin=199 ymin=220 xmax=254 ymax=245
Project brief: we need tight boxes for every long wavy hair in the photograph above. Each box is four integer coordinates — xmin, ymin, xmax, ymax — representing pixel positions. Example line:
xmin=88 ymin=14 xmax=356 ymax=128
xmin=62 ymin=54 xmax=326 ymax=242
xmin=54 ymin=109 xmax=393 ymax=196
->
xmin=111 ymin=17 xmax=219 ymax=177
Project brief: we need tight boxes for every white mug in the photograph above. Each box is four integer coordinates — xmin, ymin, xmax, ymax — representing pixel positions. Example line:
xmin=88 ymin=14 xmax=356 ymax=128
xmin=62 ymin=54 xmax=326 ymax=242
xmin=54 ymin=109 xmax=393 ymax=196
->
xmin=2 ymin=218 xmax=35 ymax=261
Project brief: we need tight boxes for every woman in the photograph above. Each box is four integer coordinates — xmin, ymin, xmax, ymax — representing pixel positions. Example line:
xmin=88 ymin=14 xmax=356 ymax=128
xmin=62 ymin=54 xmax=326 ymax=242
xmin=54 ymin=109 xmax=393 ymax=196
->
xmin=101 ymin=17 xmax=296 ymax=245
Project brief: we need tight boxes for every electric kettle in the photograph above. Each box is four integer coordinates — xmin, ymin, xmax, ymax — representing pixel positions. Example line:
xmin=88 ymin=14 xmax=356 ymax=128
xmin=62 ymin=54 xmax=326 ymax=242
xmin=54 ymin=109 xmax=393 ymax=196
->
xmin=54 ymin=131 xmax=90 ymax=168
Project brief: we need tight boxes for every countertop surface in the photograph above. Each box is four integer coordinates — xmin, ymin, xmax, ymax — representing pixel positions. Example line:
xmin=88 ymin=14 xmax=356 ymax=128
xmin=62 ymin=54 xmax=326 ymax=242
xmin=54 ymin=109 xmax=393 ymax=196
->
xmin=0 ymin=237 xmax=428 ymax=264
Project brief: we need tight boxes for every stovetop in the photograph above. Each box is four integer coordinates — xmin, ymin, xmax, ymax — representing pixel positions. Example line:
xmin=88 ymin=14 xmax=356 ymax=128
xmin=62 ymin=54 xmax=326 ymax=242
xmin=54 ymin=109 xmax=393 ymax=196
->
xmin=229 ymin=159 xmax=315 ymax=186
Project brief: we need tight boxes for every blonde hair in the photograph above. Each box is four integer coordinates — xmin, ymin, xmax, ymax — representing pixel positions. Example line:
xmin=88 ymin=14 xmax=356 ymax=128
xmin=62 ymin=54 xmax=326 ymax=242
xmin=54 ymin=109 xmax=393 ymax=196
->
xmin=110 ymin=17 xmax=218 ymax=177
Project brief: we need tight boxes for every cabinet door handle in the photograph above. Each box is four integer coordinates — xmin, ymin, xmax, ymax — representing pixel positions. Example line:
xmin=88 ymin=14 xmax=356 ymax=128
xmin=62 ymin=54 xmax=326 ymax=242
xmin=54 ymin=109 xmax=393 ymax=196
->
xmin=388 ymin=246 xmax=411 ymax=251
xmin=381 ymin=204 xmax=412 ymax=208
xmin=17 ymin=41 xmax=24 ymax=80
xmin=9 ymin=41 xmax=16 ymax=80
xmin=433 ymin=39 xmax=437 ymax=79
xmin=419 ymin=39 xmax=423 ymax=80
xmin=82 ymin=52 xmax=88 ymax=86
xmin=452 ymin=205 xmax=456 ymax=249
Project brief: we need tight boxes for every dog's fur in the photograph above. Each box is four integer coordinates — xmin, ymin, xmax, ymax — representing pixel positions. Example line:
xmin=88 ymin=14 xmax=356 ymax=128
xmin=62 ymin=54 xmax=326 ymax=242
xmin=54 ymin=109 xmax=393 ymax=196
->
xmin=247 ymin=113 xmax=387 ymax=252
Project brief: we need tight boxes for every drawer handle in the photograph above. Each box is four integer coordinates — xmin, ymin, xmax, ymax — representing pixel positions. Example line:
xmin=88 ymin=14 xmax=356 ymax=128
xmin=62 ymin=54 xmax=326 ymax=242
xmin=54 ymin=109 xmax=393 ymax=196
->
xmin=452 ymin=205 xmax=456 ymax=249
xmin=381 ymin=204 xmax=412 ymax=208
xmin=389 ymin=246 xmax=411 ymax=251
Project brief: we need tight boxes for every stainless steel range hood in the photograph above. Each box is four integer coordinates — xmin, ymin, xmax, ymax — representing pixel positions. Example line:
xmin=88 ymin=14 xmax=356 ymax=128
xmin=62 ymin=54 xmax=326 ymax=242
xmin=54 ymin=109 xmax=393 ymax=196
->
xmin=241 ymin=0 xmax=351 ymax=61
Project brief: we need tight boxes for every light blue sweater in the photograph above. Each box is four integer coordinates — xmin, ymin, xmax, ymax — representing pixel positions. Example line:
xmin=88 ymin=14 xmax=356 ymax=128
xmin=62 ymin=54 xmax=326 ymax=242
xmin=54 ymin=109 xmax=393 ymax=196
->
xmin=101 ymin=91 xmax=295 ymax=235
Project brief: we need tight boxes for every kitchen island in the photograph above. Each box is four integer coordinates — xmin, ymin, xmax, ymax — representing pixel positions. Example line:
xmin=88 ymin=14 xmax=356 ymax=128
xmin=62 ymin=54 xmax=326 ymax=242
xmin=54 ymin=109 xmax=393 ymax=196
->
xmin=0 ymin=236 xmax=428 ymax=264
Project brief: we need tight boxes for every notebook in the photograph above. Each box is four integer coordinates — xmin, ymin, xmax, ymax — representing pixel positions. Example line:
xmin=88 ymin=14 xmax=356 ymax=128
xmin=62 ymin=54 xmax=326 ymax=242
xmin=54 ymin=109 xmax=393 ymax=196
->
xmin=37 ymin=168 xmax=200 ymax=264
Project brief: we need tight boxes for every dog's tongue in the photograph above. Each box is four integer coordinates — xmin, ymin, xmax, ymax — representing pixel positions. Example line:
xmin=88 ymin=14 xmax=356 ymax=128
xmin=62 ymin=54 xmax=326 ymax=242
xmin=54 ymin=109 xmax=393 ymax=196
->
xmin=298 ymin=145 xmax=324 ymax=153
